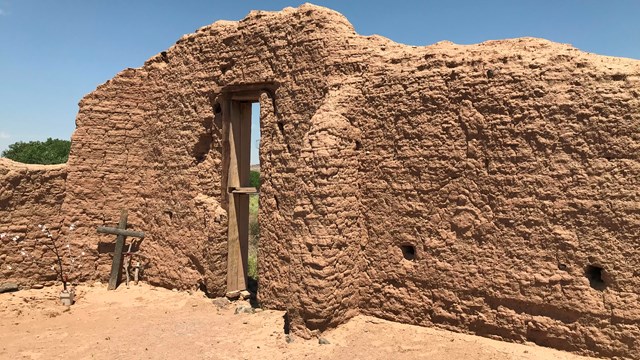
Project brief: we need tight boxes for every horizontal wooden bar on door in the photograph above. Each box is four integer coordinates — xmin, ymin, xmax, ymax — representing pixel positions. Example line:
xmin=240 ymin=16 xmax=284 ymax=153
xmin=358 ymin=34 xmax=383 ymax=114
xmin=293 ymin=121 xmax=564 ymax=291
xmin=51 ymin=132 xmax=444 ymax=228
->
xmin=230 ymin=187 xmax=259 ymax=195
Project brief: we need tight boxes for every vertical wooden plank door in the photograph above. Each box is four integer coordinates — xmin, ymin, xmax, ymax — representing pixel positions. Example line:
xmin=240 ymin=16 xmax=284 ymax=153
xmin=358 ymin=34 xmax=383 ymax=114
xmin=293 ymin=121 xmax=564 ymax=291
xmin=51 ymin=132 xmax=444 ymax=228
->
xmin=226 ymin=100 xmax=252 ymax=293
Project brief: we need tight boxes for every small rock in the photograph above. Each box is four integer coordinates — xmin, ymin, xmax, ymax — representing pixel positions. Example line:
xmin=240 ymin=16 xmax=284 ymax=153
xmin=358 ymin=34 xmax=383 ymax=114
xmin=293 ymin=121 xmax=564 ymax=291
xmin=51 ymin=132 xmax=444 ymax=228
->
xmin=93 ymin=281 xmax=102 ymax=287
xmin=225 ymin=290 xmax=240 ymax=300
xmin=285 ymin=335 xmax=294 ymax=344
xmin=318 ymin=338 xmax=330 ymax=345
xmin=254 ymin=308 xmax=264 ymax=313
xmin=46 ymin=310 xmax=60 ymax=318
xmin=239 ymin=290 xmax=251 ymax=299
xmin=31 ymin=284 xmax=44 ymax=290
xmin=172 ymin=288 xmax=178 ymax=292
xmin=0 ymin=283 xmax=19 ymax=294
xmin=234 ymin=305 xmax=255 ymax=315
xmin=212 ymin=297 xmax=230 ymax=309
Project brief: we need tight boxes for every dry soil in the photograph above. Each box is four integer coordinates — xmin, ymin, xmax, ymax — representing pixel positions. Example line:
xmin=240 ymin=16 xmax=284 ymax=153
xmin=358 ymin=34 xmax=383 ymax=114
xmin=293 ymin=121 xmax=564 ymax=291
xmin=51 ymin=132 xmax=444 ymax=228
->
xmin=0 ymin=283 xmax=594 ymax=360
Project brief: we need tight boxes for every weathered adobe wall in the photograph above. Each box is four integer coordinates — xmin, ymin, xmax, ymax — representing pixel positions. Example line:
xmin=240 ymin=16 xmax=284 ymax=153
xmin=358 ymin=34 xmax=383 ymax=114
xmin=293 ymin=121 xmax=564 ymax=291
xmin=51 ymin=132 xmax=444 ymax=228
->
xmin=352 ymin=39 xmax=640 ymax=359
xmin=59 ymin=6 xmax=363 ymax=338
xmin=2 ymin=4 xmax=639 ymax=359
xmin=0 ymin=159 xmax=67 ymax=286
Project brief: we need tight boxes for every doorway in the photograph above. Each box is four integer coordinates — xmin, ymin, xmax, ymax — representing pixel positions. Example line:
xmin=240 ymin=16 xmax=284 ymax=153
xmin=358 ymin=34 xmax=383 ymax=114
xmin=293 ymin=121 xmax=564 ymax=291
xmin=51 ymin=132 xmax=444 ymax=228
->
xmin=222 ymin=84 xmax=273 ymax=297
xmin=248 ymin=102 xmax=260 ymax=295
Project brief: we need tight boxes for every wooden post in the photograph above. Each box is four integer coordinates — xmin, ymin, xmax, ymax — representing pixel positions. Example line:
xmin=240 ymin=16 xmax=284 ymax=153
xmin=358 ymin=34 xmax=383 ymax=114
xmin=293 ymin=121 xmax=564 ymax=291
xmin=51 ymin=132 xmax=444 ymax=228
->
xmin=108 ymin=210 xmax=128 ymax=290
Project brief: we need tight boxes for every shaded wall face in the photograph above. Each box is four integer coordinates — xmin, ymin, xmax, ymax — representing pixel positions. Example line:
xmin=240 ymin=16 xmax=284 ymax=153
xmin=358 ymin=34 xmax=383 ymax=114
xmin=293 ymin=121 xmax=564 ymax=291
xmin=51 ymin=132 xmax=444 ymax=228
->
xmin=0 ymin=160 xmax=67 ymax=287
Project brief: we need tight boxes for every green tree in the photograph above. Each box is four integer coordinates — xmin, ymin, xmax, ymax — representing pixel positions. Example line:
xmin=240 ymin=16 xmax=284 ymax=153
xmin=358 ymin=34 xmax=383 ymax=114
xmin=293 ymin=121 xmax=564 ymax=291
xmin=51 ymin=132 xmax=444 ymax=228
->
xmin=249 ymin=170 xmax=260 ymax=189
xmin=1 ymin=138 xmax=71 ymax=165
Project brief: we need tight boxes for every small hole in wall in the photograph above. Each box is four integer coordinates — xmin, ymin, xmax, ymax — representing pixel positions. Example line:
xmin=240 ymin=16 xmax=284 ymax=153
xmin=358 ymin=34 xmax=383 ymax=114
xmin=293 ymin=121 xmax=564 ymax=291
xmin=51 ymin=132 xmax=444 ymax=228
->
xmin=192 ymin=133 xmax=211 ymax=163
xmin=612 ymin=73 xmax=627 ymax=81
xmin=401 ymin=245 xmax=416 ymax=261
xmin=558 ymin=263 xmax=568 ymax=271
xmin=355 ymin=140 xmax=362 ymax=150
xmin=214 ymin=103 xmax=222 ymax=114
xmin=277 ymin=121 xmax=285 ymax=135
xmin=192 ymin=116 xmax=213 ymax=164
xmin=220 ymin=61 xmax=233 ymax=74
xmin=585 ymin=265 xmax=606 ymax=291
xmin=197 ymin=282 xmax=209 ymax=297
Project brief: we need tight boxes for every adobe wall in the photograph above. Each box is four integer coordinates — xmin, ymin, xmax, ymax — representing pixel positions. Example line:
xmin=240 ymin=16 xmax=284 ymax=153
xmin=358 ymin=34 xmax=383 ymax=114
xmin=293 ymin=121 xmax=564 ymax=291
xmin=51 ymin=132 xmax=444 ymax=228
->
xmin=0 ymin=159 xmax=67 ymax=286
xmin=1 ymin=4 xmax=639 ymax=359
xmin=54 ymin=5 xmax=367 ymax=335
xmin=352 ymin=40 xmax=640 ymax=359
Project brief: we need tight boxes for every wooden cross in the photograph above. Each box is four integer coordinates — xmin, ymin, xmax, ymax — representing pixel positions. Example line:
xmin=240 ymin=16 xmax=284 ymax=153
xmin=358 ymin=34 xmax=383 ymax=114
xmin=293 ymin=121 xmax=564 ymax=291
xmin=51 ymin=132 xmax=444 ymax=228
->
xmin=96 ymin=209 xmax=145 ymax=290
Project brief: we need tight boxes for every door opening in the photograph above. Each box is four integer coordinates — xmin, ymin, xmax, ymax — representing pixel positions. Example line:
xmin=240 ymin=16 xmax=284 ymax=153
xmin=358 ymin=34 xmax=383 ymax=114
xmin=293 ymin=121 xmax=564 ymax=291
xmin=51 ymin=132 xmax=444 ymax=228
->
xmin=248 ymin=102 xmax=260 ymax=296
xmin=222 ymin=84 xmax=273 ymax=298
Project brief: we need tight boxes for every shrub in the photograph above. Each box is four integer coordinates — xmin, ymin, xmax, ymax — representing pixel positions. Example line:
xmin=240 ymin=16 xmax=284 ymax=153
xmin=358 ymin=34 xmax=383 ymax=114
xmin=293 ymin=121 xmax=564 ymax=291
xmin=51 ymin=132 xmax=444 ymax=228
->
xmin=248 ymin=194 xmax=259 ymax=280
xmin=248 ymin=253 xmax=258 ymax=280
xmin=249 ymin=170 xmax=260 ymax=189
xmin=2 ymin=138 xmax=71 ymax=164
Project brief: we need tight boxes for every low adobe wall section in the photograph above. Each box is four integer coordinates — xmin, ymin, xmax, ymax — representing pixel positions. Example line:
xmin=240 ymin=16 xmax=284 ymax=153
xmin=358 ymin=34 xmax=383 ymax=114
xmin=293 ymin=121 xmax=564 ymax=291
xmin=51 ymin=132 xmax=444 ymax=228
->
xmin=0 ymin=159 xmax=67 ymax=286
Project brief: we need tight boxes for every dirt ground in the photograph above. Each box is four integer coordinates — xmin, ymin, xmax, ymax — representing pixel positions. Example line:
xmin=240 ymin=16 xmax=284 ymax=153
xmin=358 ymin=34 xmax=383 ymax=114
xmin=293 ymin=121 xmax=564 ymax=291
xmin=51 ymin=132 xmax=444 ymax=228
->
xmin=0 ymin=283 xmax=593 ymax=360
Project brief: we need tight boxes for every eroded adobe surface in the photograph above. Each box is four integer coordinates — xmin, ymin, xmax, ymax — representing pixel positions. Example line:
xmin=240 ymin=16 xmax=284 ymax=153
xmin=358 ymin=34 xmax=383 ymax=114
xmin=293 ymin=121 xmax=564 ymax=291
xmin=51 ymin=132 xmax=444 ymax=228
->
xmin=1 ymin=4 xmax=639 ymax=358
xmin=0 ymin=159 xmax=67 ymax=285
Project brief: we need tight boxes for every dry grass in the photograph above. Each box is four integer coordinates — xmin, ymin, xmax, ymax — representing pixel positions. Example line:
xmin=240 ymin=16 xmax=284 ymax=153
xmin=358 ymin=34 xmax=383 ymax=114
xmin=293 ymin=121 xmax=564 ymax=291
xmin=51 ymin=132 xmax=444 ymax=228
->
xmin=248 ymin=194 xmax=259 ymax=279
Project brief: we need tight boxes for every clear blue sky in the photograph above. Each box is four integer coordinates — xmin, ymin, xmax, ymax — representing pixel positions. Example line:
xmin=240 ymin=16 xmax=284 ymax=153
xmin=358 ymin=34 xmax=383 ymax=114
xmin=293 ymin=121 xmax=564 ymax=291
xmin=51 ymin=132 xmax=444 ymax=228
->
xmin=1 ymin=1 xmax=638 ymax=164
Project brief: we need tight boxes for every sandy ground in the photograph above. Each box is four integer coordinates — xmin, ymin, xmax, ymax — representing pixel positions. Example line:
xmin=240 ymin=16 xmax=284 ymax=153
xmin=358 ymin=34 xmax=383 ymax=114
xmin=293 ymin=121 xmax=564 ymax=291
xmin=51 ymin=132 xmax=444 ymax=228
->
xmin=0 ymin=283 xmax=593 ymax=360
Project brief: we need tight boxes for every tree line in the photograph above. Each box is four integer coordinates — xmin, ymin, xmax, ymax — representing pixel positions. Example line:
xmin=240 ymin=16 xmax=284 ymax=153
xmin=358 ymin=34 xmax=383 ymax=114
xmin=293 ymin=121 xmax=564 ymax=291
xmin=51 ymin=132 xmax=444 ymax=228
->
xmin=1 ymin=138 xmax=71 ymax=165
